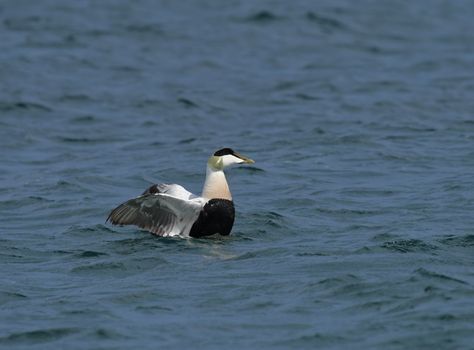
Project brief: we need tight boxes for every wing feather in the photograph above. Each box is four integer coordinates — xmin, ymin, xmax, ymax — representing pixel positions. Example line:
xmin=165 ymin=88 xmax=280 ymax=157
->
xmin=107 ymin=192 xmax=204 ymax=237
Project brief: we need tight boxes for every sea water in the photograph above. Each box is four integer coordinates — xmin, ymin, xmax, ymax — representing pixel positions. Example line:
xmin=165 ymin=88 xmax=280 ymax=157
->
xmin=1 ymin=1 xmax=474 ymax=348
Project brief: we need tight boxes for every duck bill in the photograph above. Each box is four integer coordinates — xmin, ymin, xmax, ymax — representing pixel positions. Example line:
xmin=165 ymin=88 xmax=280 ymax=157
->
xmin=235 ymin=152 xmax=255 ymax=164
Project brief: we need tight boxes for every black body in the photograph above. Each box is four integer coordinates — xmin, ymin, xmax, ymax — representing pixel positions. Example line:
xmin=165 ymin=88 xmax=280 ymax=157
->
xmin=189 ymin=199 xmax=235 ymax=238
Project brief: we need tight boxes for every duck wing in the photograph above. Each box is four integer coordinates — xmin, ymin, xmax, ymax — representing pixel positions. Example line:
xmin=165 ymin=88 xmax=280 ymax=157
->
xmin=107 ymin=192 xmax=205 ymax=237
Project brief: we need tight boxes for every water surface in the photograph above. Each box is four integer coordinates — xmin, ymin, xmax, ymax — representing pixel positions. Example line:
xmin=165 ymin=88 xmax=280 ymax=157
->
xmin=1 ymin=0 xmax=474 ymax=349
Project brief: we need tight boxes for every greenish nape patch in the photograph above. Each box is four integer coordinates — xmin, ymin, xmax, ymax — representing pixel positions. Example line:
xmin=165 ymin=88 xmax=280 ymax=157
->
xmin=208 ymin=156 xmax=223 ymax=170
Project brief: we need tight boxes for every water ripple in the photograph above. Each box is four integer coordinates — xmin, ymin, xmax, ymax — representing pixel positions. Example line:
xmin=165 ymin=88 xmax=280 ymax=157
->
xmin=0 ymin=328 xmax=78 ymax=345
xmin=2 ymin=0 xmax=474 ymax=348
xmin=381 ymin=239 xmax=438 ymax=253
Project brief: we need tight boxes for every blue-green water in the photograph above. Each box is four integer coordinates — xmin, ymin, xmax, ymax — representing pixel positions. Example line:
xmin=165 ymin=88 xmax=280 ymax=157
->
xmin=1 ymin=1 xmax=474 ymax=348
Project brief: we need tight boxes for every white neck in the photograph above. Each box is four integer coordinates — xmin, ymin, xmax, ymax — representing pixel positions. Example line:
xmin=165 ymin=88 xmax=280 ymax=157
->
xmin=202 ymin=165 xmax=232 ymax=200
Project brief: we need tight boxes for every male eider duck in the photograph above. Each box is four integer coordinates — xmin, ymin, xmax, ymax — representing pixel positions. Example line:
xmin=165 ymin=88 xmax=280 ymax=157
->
xmin=107 ymin=148 xmax=254 ymax=238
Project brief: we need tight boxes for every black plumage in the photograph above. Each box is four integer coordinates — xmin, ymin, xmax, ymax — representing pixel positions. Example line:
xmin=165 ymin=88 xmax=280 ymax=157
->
xmin=189 ymin=199 xmax=235 ymax=238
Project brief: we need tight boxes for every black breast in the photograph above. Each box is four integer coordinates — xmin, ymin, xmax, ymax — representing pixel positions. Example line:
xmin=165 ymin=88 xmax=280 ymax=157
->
xmin=189 ymin=199 xmax=235 ymax=238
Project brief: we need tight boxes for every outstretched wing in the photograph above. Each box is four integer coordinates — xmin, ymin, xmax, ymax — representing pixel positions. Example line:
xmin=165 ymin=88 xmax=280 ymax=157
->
xmin=107 ymin=193 xmax=204 ymax=237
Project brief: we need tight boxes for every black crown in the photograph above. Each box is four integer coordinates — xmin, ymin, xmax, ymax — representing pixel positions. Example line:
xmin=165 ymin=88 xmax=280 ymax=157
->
xmin=214 ymin=148 xmax=235 ymax=156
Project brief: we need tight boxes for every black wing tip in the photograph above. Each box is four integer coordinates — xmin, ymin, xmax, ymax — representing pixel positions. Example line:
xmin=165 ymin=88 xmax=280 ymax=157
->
xmin=105 ymin=210 xmax=117 ymax=225
xmin=106 ymin=203 xmax=128 ymax=226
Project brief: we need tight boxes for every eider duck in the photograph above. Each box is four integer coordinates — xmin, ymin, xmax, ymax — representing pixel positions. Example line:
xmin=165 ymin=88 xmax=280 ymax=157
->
xmin=107 ymin=148 xmax=254 ymax=238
